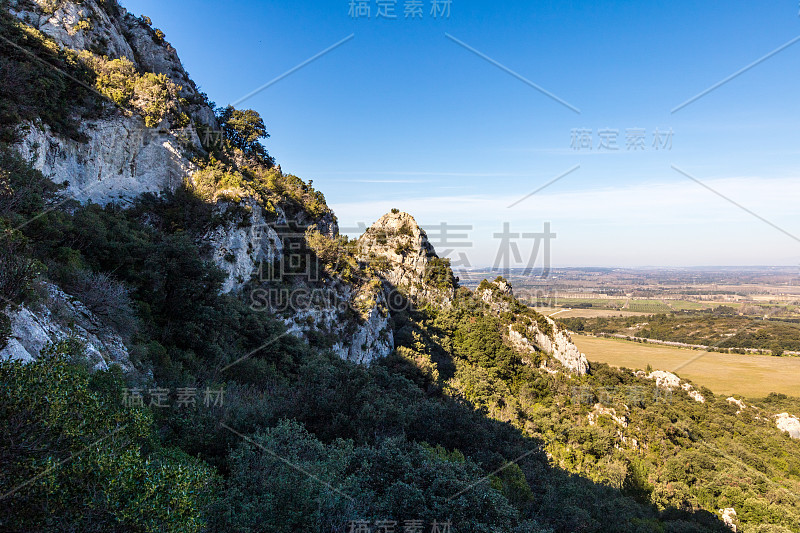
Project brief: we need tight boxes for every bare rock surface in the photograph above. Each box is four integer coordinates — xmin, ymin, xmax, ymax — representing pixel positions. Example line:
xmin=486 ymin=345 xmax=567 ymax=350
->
xmin=477 ymin=278 xmax=589 ymax=375
xmin=17 ymin=118 xmax=198 ymax=205
xmin=1 ymin=284 xmax=132 ymax=372
xmin=636 ymin=370 xmax=705 ymax=403
xmin=357 ymin=211 xmax=454 ymax=306
xmin=775 ymin=413 xmax=800 ymax=439
xmin=205 ymin=199 xmax=283 ymax=294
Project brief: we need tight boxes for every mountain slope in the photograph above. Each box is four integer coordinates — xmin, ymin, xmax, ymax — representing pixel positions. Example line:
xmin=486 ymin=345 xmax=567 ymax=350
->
xmin=2 ymin=1 xmax=800 ymax=532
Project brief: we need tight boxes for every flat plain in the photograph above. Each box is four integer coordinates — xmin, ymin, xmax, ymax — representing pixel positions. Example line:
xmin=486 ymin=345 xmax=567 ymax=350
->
xmin=573 ymin=335 xmax=800 ymax=398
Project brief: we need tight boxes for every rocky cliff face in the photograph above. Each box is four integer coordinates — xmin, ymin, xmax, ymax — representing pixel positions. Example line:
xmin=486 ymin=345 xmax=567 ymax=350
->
xmin=16 ymin=117 xmax=198 ymax=204
xmin=478 ymin=279 xmax=590 ymax=375
xmin=0 ymin=283 xmax=132 ymax=372
xmin=356 ymin=211 xmax=455 ymax=306
xmin=276 ymin=279 xmax=394 ymax=365
xmin=8 ymin=0 xmax=214 ymax=205
xmin=8 ymin=0 xmax=215 ymax=125
xmin=0 ymin=1 xmax=588 ymax=376
xmin=205 ymin=198 xmax=285 ymax=294
xmin=507 ymin=321 xmax=590 ymax=375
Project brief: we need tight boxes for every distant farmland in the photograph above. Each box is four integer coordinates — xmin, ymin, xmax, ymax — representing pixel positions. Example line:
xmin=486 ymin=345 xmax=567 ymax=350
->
xmin=625 ymin=300 xmax=672 ymax=313
xmin=574 ymin=335 xmax=800 ymax=398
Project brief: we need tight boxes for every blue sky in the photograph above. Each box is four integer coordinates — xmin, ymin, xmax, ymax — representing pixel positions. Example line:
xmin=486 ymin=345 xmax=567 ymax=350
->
xmin=123 ymin=0 xmax=800 ymax=268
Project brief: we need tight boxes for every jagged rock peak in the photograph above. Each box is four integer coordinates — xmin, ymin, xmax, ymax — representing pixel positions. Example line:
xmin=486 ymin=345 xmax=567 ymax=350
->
xmin=477 ymin=276 xmax=514 ymax=308
xmin=357 ymin=210 xmax=456 ymax=305
xmin=361 ymin=211 xmax=435 ymax=255
xmin=478 ymin=277 xmax=590 ymax=375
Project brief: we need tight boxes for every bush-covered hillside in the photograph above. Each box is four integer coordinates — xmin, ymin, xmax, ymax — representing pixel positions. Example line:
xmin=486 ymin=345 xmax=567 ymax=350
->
xmin=2 ymin=1 xmax=800 ymax=532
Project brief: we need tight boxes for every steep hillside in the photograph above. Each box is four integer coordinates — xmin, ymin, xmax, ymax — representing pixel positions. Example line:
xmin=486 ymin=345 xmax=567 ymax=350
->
xmin=2 ymin=1 xmax=800 ymax=532
xmin=5 ymin=0 xmax=215 ymax=202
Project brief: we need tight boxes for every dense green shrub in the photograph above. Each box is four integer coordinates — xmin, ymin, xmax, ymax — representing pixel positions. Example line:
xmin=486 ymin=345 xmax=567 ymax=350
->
xmin=217 ymin=105 xmax=271 ymax=162
xmin=0 ymin=16 xmax=97 ymax=141
xmin=0 ymin=143 xmax=65 ymax=220
xmin=78 ymin=51 xmax=181 ymax=127
xmin=425 ymin=257 xmax=457 ymax=292
xmin=0 ymin=344 xmax=216 ymax=532
xmin=0 ymin=231 xmax=41 ymax=308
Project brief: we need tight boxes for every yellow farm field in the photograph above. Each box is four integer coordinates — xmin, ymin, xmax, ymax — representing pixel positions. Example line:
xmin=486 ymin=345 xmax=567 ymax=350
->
xmin=573 ymin=335 xmax=800 ymax=398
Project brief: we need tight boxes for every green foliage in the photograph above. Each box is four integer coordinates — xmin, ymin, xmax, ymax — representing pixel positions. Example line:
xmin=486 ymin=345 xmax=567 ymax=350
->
xmin=397 ymin=221 xmax=414 ymax=236
xmin=306 ymin=229 xmax=360 ymax=282
xmin=0 ymin=15 xmax=98 ymax=141
xmin=394 ymin=240 xmax=413 ymax=255
xmin=4 ymin=156 xmax=747 ymax=531
xmin=78 ymin=51 xmax=181 ymax=127
xmin=0 ymin=345 xmax=216 ymax=532
xmin=187 ymin=159 xmax=331 ymax=221
xmin=425 ymin=257 xmax=457 ymax=292
xmin=4 ymin=25 xmax=798 ymax=530
xmin=0 ymin=231 xmax=42 ymax=308
xmin=211 ymin=419 xmax=533 ymax=533
xmin=217 ymin=105 xmax=274 ymax=165
xmin=186 ymin=158 xmax=249 ymax=202
xmin=18 ymin=196 xmax=306 ymax=386
xmin=272 ymin=171 xmax=330 ymax=218
xmin=492 ymin=461 xmax=535 ymax=508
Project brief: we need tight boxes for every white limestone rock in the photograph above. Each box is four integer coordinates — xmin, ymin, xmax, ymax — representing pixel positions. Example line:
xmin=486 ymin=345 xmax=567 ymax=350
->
xmin=9 ymin=0 xmax=136 ymax=61
xmin=357 ymin=211 xmax=454 ymax=306
xmin=719 ymin=508 xmax=737 ymax=532
xmin=9 ymin=0 xmax=216 ymax=128
xmin=279 ymin=281 xmax=393 ymax=365
xmin=16 ymin=118 xmax=199 ymax=205
xmin=332 ymin=295 xmax=393 ymax=365
xmin=638 ymin=370 xmax=705 ymax=403
xmin=682 ymin=383 xmax=706 ymax=403
xmin=507 ymin=322 xmax=589 ymax=375
xmin=588 ymin=404 xmax=628 ymax=428
xmin=206 ymin=199 xmax=283 ymax=294
xmin=0 ymin=284 xmax=132 ymax=372
xmin=645 ymin=370 xmax=681 ymax=389
xmin=775 ymin=413 xmax=800 ymax=439
xmin=727 ymin=397 xmax=747 ymax=414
